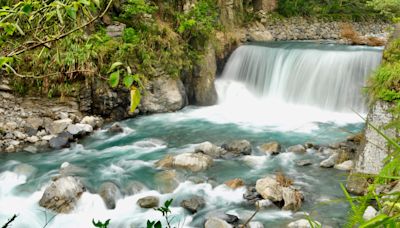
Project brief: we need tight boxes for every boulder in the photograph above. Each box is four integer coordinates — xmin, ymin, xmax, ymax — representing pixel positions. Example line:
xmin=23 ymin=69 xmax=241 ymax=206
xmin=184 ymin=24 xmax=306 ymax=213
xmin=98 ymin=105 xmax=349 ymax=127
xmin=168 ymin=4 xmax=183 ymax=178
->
xmin=39 ymin=176 xmax=86 ymax=213
xmin=180 ymin=196 xmax=205 ymax=214
xmin=80 ymin=116 xmax=103 ymax=129
xmin=248 ymin=30 xmax=273 ymax=42
xmin=222 ymin=140 xmax=252 ymax=157
xmin=287 ymin=219 xmax=321 ymax=228
xmin=205 ymin=217 xmax=233 ymax=228
xmin=173 ymin=153 xmax=213 ymax=172
xmin=195 ymin=141 xmax=225 ymax=158
xmin=320 ymin=153 xmax=339 ymax=168
xmin=225 ymin=178 xmax=245 ymax=189
xmin=137 ymin=196 xmax=159 ymax=208
xmin=295 ymin=159 xmax=312 ymax=167
xmin=363 ymin=206 xmax=377 ymax=221
xmin=140 ymin=77 xmax=187 ymax=114
xmin=155 ymin=155 xmax=174 ymax=169
xmin=108 ymin=123 xmax=124 ymax=133
xmin=282 ymin=187 xmax=302 ymax=211
xmin=154 ymin=170 xmax=181 ymax=193
xmin=249 ymin=221 xmax=265 ymax=228
xmin=26 ymin=135 xmax=39 ymax=143
xmin=98 ymin=182 xmax=122 ymax=209
xmin=47 ymin=119 xmax=73 ymax=135
xmin=259 ymin=141 xmax=280 ymax=155
xmin=334 ymin=160 xmax=354 ymax=171
xmin=49 ymin=135 xmax=70 ymax=149
xmin=287 ymin=144 xmax=306 ymax=153
xmin=124 ymin=181 xmax=147 ymax=196
xmin=255 ymin=176 xmax=282 ymax=202
xmin=67 ymin=124 xmax=93 ymax=136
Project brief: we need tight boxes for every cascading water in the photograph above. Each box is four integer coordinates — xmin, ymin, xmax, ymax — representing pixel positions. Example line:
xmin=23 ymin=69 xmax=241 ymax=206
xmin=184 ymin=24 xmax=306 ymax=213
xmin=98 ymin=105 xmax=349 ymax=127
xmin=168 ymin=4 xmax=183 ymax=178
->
xmin=218 ymin=42 xmax=383 ymax=113
xmin=0 ymin=42 xmax=384 ymax=228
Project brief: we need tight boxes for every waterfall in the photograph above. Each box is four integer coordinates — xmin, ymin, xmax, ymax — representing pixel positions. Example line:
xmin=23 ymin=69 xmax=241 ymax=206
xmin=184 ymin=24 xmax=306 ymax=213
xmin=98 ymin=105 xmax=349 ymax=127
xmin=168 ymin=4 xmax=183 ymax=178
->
xmin=219 ymin=42 xmax=383 ymax=113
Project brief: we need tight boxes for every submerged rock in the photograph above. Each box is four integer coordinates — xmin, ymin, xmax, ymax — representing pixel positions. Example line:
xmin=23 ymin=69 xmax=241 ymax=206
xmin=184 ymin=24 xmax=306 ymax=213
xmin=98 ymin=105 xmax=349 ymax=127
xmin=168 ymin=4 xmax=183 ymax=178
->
xmin=225 ymin=178 xmax=245 ymax=189
xmin=295 ymin=159 xmax=312 ymax=167
xmin=243 ymin=186 xmax=263 ymax=204
xmin=108 ymin=123 xmax=123 ymax=133
xmin=98 ymin=182 xmax=122 ymax=209
xmin=124 ymin=181 xmax=147 ymax=196
xmin=137 ymin=196 xmax=159 ymax=208
xmin=287 ymin=144 xmax=306 ymax=153
xmin=259 ymin=141 xmax=281 ymax=155
xmin=39 ymin=176 xmax=86 ymax=213
xmin=13 ymin=163 xmax=37 ymax=178
xmin=154 ymin=170 xmax=181 ymax=193
xmin=180 ymin=196 xmax=205 ymax=214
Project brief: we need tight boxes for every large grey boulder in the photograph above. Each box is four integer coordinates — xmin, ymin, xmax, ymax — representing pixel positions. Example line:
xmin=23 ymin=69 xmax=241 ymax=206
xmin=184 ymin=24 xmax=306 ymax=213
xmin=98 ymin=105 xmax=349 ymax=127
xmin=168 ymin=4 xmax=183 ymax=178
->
xmin=140 ymin=78 xmax=187 ymax=114
xmin=39 ymin=176 xmax=86 ymax=213
xmin=98 ymin=182 xmax=122 ymax=209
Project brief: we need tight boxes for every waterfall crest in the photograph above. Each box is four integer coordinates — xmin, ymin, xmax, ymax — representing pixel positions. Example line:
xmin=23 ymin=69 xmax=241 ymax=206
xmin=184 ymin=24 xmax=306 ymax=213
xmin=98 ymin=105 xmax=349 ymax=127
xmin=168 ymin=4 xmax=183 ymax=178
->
xmin=219 ymin=42 xmax=383 ymax=113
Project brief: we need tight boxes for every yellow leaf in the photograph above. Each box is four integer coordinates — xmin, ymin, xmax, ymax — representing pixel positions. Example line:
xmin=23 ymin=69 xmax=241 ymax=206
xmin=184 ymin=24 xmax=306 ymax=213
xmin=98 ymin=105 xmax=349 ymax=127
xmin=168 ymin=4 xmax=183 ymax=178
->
xmin=130 ymin=86 xmax=141 ymax=113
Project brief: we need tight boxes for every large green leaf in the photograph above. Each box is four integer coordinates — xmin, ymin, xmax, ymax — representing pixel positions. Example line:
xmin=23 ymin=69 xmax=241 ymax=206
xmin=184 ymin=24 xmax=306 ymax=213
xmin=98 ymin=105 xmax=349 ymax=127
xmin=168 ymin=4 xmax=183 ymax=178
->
xmin=123 ymin=75 xmax=134 ymax=88
xmin=130 ymin=86 xmax=141 ymax=112
xmin=21 ymin=4 xmax=32 ymax=14
xmin=109 ymin=71 xmax=120 ymax=88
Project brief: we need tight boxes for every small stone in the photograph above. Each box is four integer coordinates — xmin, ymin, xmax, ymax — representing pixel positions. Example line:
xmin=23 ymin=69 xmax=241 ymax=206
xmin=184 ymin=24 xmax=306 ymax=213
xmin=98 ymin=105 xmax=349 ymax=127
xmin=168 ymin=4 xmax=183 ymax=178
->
xmin=108 ymin=123 xmax=123 ymax=133
xmin=13 ymin=131 xmax=27 ymax=140
xmin=225 ymin=178 xmax=245 ymax=189
xmin=363 ymin=206 xmax=377 ymax=221
xmin=180 ymin=196 xmax=205 ymax=213
xmin=0 ymin=84 xmax=12 ymax=91
xmin=5 ymin=121 xmax=18 ymax=131
xmin=42 ymin=135 xmax=56 ymax=141
xmin=137 ymin=196 xmax=159 ymax=208
xmin=5 ymin=145 xmax=15 ymax=153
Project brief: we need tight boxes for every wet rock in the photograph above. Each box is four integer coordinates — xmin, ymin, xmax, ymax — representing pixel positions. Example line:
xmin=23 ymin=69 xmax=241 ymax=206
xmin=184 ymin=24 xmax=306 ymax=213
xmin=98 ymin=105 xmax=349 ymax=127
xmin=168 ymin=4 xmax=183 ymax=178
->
xmin=259 ymin=141 xmax=281 ymax=155
xmin=243 ymin=186 xmax=263 ymax=204
xmin=205 ymin=217 xmax=233 ymax=228
xmin=255 ymin=176 xmax=282 ymax=201
xmin=124 ymin=181 xmax=147 ymax=196
xmin=225 ymin=178 xmax=245 ymax=189
xmin=295 ymin=159 xmax=312 ymax=167
xmin=5 ymin=145 xmax=15 ymax=152
xmin=287 ymin=144 xmax=306 ymax=153
xmin=334 ymin=160 xmax=353 ymax=171
xmin=39 ymin=176 xmax=86 ymax=213
xmin=249 ymin=221 xmax=265 ymax=228
xmin=80 ymin=116 xmax=103 ymax=129
xmin=363 ymin=206 xmax=377 ymax=221
xmin=320 ymin=153 xmax=339 ymax=168
xmin=59 ymin=162 xmax=86 ymax=177
xmin=67 ymin=124 xmax=93 ymax=136
xmin=155 ymin=155 xmax=174 ymax=169
xmin=180 ymin=196 xmax=205 ymax=213
xmin=221 ymin=140 xmax=252 ymax=157
xmin=282 ymin=187 xmax=302 ymax=211
xmin=108 ymin=123 xmax=123 ymax=133
xmin=255 ymin=199 xmax=274 ymax=209
xmin=23 ymin=145 xmax=38 ymax=153
xmin=195 ymin=141 xmax=225 ymax=158
xmin=137 ymin=196 xmax=159 ymax=208
xmin=287 ymin=219 xmax=321 ymax=228
xmin=47 ymin=119 xmax=72 ymax=135
xmin=49 ymin=135 xmax=70 ymax=149
xmin=154 ymin=170 xmax=181 ymax=193
xmin=98 ymin=182 xmax=122 ymax=209
xmin=173 ymin=153 xmax=213 ymax=172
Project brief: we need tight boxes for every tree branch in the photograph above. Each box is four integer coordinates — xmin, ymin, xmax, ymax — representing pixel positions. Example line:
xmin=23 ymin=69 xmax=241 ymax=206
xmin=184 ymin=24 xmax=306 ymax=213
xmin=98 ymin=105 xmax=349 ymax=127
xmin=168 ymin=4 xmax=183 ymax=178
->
xmin=6 ymin=0 xmax=114 ymax=57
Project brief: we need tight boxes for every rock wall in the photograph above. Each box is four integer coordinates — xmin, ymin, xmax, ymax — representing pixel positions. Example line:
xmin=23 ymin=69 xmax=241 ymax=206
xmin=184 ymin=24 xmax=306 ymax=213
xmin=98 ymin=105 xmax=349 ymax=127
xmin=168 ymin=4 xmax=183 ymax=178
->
xmin=347 ymin=101 xmax=399 ymax=195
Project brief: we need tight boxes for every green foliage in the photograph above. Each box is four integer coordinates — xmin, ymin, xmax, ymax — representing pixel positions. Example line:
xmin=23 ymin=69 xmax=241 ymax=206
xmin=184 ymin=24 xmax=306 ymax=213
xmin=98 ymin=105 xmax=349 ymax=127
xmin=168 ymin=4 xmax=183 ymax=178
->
xmin=92 ymin=219 xmax=110 ymax=228
xmin=367 ymin=0 xmax=400 ymax=19
xmin=277 ymin=0 xmax=383 ymax=21
xmin=120 ymin=0 xmax=157 ymax=20
xmin=122 ymin=27 xmax=140 ymax=44
xmin=147 ymin=199 xmax=173 ymax=228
